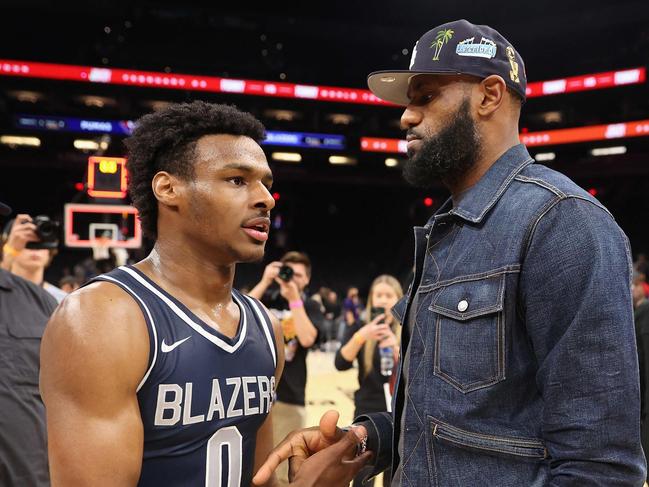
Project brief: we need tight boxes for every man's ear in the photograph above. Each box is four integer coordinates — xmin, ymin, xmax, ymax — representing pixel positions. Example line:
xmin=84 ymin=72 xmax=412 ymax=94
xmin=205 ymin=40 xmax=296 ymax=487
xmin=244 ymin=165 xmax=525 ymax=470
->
xmin=152 ymin=171 xmax=183 ymax=208
xmin=477 ymin=75 xmax=507 ymax=117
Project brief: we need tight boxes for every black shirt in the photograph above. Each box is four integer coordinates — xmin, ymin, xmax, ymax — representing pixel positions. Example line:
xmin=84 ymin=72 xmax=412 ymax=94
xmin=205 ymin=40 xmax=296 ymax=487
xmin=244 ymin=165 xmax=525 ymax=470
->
xmin=335 ymin=321 xmax=391 ymax=416
xmin=0 ymin=269 xmax=57 ymax=486
xmin=263 ymin=290 xmax=324 ymax=406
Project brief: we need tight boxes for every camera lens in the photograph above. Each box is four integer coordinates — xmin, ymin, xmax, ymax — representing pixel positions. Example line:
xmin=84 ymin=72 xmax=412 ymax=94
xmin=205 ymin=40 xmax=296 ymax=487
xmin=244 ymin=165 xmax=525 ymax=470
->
xmin=38 ymin=221 xmax=54 ymax=238
xmin=278 ymin=265 xmax=294 ymax=282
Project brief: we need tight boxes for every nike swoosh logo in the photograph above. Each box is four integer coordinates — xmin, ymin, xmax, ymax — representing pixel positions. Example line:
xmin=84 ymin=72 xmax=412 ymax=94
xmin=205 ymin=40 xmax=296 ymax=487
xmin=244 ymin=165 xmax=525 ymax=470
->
xmin=161 ymin=336 xmax=191 ymax=353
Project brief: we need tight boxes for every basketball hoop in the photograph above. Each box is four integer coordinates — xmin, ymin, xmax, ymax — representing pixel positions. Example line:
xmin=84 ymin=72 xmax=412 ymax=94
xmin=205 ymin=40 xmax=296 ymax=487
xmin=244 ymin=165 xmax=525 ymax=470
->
xmin=91 ymin=234 xmax=112 ymax=260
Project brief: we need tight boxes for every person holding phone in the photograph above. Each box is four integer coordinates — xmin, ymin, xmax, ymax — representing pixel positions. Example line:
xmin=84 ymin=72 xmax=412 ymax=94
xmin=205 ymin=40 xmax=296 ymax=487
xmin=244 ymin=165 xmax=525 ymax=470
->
xmin=334 ymin=275 xmax=403 ymax=487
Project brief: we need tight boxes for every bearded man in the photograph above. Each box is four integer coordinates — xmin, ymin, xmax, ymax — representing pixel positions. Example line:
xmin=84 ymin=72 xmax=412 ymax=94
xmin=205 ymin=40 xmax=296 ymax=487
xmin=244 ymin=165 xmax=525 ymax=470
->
xmin=253 ymin=19 xmax=646 ymax=487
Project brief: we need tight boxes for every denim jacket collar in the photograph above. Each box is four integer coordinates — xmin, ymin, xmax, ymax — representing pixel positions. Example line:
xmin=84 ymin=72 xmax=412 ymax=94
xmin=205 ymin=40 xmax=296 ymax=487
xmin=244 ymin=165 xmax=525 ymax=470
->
xmin=433 ymin=144 xmax=535 ymax=224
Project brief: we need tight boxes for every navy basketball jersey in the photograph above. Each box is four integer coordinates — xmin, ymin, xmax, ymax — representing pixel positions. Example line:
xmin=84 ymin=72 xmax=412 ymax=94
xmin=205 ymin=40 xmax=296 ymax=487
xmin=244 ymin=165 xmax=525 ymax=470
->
xmin=92 ymin=265 xmax=277 ymax=487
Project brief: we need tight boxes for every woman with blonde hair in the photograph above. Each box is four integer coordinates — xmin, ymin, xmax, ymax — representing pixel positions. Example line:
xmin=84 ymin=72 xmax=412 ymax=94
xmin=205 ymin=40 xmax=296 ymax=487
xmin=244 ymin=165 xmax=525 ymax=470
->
xmin=335 ymin=274 xmax=403 ymax=486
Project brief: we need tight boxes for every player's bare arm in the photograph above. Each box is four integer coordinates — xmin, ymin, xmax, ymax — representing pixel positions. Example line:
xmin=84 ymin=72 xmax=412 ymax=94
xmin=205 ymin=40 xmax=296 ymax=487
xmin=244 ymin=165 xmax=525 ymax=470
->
xmin=40 ymin=281 xmax=150 ymax=486
xmin=253 ymin=307 xmax=285 ymax=486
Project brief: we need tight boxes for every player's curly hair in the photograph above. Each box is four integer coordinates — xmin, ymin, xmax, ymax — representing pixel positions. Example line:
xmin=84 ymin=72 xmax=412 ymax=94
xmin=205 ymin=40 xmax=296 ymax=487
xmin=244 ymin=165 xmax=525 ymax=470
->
xmin=124 ymin=101 xmax=265 ymax=240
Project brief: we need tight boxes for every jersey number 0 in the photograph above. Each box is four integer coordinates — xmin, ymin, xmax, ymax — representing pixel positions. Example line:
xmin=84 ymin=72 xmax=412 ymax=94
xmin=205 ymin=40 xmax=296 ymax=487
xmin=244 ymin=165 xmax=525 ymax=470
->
xmin=205 ymin=426 xmax=243 ymax=487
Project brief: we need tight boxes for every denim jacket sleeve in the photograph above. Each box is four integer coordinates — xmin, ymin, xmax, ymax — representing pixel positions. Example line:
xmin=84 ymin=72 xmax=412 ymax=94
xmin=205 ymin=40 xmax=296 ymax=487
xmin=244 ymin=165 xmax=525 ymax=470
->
xmin=520 ymin=196 xmax=646 ymax=485
xmin=353 ymin=412 xmax=393 ymax=477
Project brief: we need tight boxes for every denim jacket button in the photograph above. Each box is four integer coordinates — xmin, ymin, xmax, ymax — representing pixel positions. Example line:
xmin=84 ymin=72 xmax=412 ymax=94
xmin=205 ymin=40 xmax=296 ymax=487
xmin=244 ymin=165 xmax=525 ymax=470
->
xmin=457 ymin=299 xmax=469 ymax=312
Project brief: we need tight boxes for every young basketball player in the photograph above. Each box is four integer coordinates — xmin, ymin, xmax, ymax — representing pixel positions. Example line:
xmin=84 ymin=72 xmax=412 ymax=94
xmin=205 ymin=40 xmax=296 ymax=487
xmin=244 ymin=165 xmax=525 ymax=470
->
xmin=40 ymin=101 xmax=284 ymax=486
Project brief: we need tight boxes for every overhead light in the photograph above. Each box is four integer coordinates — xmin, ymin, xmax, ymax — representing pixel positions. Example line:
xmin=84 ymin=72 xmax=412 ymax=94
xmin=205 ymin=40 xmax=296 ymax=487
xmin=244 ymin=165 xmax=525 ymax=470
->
xmin=79 ymin=95 xmax=116 ymax=108
xmin=264 ymin=109 xmax=300 ymax=121
xmin=74 ymin=139 xmax=100 ymax=151
xmin=329 ymin=155 xmax=357 ymax=165
xmin=541 ymin=111 xmax=563 ymax=124
xmin=272 ymin=152 xmax=302 ymax=162
xmin=145 ymin=100 xmax=172 ymax=111
xmin=385 ymin=158 xmax=399 ymax=167
xmin=0 ymin=135 xmax=41 ymax=147
xmin=535 ymin=152 xmax=556 ymax=162
xmin=327 ymin=113 xmax=354 ymax=125
xmin=8 ymin=90 xmax=43 ymax=103
xmin=591 ymin=146 xmax=627 ymax=156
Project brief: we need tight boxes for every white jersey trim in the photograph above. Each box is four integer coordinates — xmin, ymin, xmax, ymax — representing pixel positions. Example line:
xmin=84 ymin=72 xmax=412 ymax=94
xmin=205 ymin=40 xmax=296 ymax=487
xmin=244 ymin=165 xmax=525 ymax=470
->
xmin=99 ymin=274 xmax=158 ymax=393
xmin=119 ymin=266 xmax=248 ymax=354
xmin=243 ymin=295 xmax=277 ymax=367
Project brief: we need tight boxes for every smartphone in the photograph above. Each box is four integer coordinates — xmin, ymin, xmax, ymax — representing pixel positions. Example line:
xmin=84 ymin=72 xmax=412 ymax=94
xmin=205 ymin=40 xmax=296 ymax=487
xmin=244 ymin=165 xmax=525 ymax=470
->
xmin=370 ymin=306 xmax=386 ymax=321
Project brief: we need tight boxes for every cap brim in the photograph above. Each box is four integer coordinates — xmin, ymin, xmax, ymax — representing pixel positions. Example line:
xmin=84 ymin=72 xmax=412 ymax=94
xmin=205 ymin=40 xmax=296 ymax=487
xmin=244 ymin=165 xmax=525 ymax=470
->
xmin=367 ymin=69 xmax=462 ymax=106
xmin=0 ymin=201 xmax=11 ymax=216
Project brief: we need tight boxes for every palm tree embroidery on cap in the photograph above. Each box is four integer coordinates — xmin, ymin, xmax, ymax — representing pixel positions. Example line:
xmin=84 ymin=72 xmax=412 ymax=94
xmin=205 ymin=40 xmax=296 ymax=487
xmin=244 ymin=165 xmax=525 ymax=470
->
xmin=431 ymin=29 xmax=454 ymax=61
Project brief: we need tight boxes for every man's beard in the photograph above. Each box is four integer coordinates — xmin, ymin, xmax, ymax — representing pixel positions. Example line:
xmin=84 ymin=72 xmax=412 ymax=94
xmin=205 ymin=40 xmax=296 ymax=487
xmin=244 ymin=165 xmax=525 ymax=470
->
xmin=403 ymin=98 xmax=481 ymax=188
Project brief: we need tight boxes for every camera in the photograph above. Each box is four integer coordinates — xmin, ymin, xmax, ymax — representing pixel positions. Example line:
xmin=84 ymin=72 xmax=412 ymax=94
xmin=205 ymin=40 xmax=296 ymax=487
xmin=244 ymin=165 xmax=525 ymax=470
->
xmin=278 ymin=264 xmax=294 ymax=282
xmin=26 ymin=215 xmax=60 ymax=250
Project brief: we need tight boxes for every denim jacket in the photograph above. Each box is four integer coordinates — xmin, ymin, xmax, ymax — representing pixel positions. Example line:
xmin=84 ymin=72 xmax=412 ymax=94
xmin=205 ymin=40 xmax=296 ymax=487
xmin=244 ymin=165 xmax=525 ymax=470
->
xmin=358 ymin=144 xmax=646 ymax=486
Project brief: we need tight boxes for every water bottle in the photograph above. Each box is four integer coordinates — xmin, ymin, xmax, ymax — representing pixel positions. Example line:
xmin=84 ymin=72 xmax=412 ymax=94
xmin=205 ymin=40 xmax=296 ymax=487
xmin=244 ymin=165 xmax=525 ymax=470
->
xmin=379 ymin=347 xmax=394 ymax=377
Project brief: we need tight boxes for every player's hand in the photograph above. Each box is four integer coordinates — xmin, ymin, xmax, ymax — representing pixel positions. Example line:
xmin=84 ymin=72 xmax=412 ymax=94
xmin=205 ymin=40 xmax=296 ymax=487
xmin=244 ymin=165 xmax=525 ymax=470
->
xmin=276 ymin=277 xmax=301 ymax=303
xmin=6 ymin=214 xmax=38 ymax=252
xmin=253 ymin=410 xmax=351 ymax=485
xmin=262 ymin=262 xmax=282 ymax=285
xmin=288 ymin=430 xmax=372 ymax=486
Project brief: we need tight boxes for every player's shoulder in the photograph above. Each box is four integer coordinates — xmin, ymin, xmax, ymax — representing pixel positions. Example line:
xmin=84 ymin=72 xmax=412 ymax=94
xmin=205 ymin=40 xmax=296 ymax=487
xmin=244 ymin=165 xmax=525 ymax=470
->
xmin=52 ymin=279 xmax=142 ymax=327
xmin=41 ymin=279 xmax=150 ymax=401
xmin=45 ymin=279 xmax=148 ymax=357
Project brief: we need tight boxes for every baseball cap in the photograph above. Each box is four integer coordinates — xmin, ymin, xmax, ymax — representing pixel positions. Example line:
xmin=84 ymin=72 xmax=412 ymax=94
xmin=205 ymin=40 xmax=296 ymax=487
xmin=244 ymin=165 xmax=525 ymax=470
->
xmin=367 ymin=19 xmax=527 ymax=106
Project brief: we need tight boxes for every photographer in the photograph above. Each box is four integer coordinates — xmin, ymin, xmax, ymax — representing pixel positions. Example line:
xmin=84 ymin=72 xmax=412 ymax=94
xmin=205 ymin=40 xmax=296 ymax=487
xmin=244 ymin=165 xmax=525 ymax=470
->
xmin=0 ymin=203 xmax=57 ymax=486
xmin=249 ymin=251 xmax=324 ymax=486
xmin=2 ymin=214 xmax=66 ymax=303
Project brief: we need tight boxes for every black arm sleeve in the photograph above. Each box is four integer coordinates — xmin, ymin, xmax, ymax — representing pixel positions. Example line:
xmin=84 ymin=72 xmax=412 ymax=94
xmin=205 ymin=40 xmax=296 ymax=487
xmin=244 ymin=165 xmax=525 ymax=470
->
xmin=334 ymin=321 xmax=360 ymax=371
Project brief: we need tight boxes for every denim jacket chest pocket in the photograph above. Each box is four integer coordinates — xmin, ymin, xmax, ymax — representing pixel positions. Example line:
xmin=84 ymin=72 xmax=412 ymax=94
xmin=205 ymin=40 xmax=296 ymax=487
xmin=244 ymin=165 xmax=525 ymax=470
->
xmin=430 ymin=272 xmax=506 ymax=393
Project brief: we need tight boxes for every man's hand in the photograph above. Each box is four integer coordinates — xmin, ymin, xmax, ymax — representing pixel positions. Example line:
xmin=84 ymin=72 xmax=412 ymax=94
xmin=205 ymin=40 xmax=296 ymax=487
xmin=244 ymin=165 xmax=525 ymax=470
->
xmin=262 ymin=261 xmax=282 ymax=285
xmin=5 ymin=213 xmax=38 ymax=252
xmin=288 ymin=430 xmax=372 ymax=487
xmin=276 ymin=277 xmax=301 ymax=302
xmin=253 ymin=410 xmax=368 ymax=485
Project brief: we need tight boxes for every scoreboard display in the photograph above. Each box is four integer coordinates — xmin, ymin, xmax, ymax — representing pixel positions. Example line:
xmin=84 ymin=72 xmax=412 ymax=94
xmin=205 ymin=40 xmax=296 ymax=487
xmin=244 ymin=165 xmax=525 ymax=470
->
xmin=87 ymin=156 xmax=128 ymax=198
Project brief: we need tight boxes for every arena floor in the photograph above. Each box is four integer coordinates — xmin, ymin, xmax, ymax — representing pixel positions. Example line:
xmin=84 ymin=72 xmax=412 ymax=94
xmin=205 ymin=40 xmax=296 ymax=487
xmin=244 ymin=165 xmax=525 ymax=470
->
xmin=305 ymin=348 xmax=358 ymax=427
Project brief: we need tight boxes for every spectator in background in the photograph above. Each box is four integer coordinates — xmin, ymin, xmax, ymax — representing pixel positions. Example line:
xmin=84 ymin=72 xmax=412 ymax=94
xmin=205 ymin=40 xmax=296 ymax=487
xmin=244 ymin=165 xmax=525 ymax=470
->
xmin=249 ymin=251 xmax=324 ymax=486
xmin=324 ymin=288 xmax=340 ymax=319
xmin=1 ymin=215 xmax=67 ymax=303
xmin=312 ymin=286 xmax=341 ymax=347
xmin=335 ymin=275 xmax=403 ymax=487
xmin=343 ymin=286 xmax=363 ymax=325
xmin=0 ymin=201 xmax=57 ymax=486
xmin=58 ymin=276 xmax=81 ymax=293
xmin=636 ymin=253 xmax=649 ymax=278
xmin=637 ymin=270 xmax=649 ymax=298
xmin=634 ymin=271 xmax=649 ymax=470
